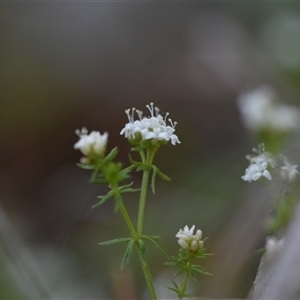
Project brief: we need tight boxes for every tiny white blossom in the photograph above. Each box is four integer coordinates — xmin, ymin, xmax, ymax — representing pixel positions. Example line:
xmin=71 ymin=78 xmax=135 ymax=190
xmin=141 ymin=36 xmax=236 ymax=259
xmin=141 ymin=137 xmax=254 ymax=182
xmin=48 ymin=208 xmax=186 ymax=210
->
xmin=242 ymin=145 xmax=274 ymax=182
xmin=265 ymin=236 xmax=284 ymax=261
xmin=74 ymin=128 xmax=108 ymax=158
xmin=120 ymin=103 xmax=180 ymax=146
xmin=237 ymin=85 xmax=300 ymax=132
xmin=176 ymin=225 xmax=203 ymax=252
xmin=280 ymin=156 xmax=298 ymax=182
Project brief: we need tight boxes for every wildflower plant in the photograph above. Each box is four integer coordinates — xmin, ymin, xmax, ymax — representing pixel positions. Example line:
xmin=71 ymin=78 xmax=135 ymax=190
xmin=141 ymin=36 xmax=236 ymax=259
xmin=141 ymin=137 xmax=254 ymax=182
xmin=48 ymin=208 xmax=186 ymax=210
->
xmin=165 ymin=225 xmax=211 ymax=300
xmin=238 ymin=86 xmax=299 ymax=266
xmin=74 ymin=103 xmax=210 ymax=300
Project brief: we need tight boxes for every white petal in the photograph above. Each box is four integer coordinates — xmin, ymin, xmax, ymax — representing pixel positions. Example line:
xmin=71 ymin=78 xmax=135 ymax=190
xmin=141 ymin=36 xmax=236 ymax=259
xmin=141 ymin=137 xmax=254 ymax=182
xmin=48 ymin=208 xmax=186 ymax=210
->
xmin=262 ymin=170 xmax=272 ymax=180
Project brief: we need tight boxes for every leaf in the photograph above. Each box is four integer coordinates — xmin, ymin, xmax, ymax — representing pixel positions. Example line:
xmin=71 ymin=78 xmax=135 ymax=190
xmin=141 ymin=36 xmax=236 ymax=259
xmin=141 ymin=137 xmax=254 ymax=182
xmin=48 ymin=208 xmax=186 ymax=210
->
xmin=192 ymin=266 xmax=212 ymax=276
xmin=142 ymin=235 xmax=169 ymax=258
xmin=121 ymin=187 xmax=141 ymax=194
xmin=151 ymin=165 xmax=171 ymax=194
xmin=104 ymin=147 xmax=118 ymax=163
xmin=90 ymin=167 xmax=102 ymax=183
xmin=121 ymin=239 xmax=134 ymax=269
xmin=98 ymin=237 xmax=131 ymax=246
xmin=92 ymin=190 xmax=114 ymax=208
xmin=90 ymin=178 xmax=107 ymax=184
xmin=155 ymin=166 xmax=171 ymax=181
xmin=118 ymin=182 xmax=140 ymax=194
xmin=128 ymin=154 xmax=142 ymax=167
xmin=76 ymin=163 xmax=95 ymax=170
xmin=151 ymin=167 xmax=157 ymax=194
xmin=169 ymin=278 xmax=180 ymax=290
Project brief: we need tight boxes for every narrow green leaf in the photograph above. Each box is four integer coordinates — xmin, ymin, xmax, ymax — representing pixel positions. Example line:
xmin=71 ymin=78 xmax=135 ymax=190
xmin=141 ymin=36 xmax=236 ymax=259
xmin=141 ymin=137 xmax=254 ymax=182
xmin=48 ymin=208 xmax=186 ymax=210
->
xmin=192 ymin=267 xmax=212 ymax=276
xmin=121 ymin=239 xmax=134 ymax=269
xmin=128 ymin=154 xmax=142 ymax=167
xmin=120 ymin=188 xmax=141 ymax=194
xmin=151 ymin=167 xmax=157 ymax=194
xmin=104 ymin=147 xmax=118 ymax=163
xmin=98 ymin=237 xmax=131 ymax=246
xmin=155 ymin=166 xmax=171 ymax=181
xmin=142 ymin=235 xmax=169 ymax=258
xmin=92 ymin=190 xmax=114 ymax=208
xmin=90 ymin=178 xmax=107 ymax=184
xmin=169 ymin=278 xmax=180 ymax=290
xmin=76 ymin=163 xmax=95 ymax=170
xmin=90 ymin=168 xmax=100 ymax=182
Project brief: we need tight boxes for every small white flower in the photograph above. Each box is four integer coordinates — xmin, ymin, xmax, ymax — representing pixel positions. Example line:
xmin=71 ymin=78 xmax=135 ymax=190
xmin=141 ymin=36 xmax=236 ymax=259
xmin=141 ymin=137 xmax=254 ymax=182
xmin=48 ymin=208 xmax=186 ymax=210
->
xmin=237 ymin=85 xmax=300 ymax=132
xmin=176 ymin=225 xmax=203 ymax=252
xmin=242 ymin=146 xmax=274 ymax=182
xmin=74 ymin=128 xmax=108 ymax=158
xmin=265 ymin=236 xmax=284 ymax=261
xmin=120 ymin=103 xmax=180 ymax=146
xmin=280 ymin=156 xmax=298 ymax=182
xmin=242 ymin=163 xmax=272 ymax=182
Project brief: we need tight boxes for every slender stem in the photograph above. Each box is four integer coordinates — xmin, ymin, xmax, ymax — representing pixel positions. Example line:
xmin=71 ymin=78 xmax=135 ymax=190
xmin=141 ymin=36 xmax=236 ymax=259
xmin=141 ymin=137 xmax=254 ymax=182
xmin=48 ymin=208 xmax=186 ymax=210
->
xmin=178 ymin=259 xmax=192 ymax=300
xmin=137 ymin=245 xmax=157 ymax=300
xmin=137 ymin=168 xmax=151 ymax=235
xmin=112 ymin=186 xmax=138 ymax=240
xmin=137 ymin=147 xmax=158 ymax=235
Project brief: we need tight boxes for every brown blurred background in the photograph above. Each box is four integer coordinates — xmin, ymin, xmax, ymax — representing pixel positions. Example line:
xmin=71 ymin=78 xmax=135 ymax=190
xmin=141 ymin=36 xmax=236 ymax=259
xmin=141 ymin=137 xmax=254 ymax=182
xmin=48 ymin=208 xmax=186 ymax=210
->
xmin=1 ymin=2 xmax=300 ymax=299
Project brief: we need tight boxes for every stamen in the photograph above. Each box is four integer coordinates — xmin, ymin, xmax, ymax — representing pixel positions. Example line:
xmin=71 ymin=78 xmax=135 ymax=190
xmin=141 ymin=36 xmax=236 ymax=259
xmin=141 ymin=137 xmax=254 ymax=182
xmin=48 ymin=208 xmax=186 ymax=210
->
xmin=168 ymin=118 xmax=177 ymax=128
xmin=131 ymin=108 xmax=136 ymax=122
xmin=146 ymin=102 xmax=155 ymax=117
xmin=164 ymin=112 xmax=169 ymax=122
xmin=76 ymin=127 xmax=88 ymax=136
xmin=125 ymin=109 xmax=131 ymax=122
xmin=154 ymin=106 xmax=160 ymax=116
xmin=136 ymin=109 xmax=143 ymax=120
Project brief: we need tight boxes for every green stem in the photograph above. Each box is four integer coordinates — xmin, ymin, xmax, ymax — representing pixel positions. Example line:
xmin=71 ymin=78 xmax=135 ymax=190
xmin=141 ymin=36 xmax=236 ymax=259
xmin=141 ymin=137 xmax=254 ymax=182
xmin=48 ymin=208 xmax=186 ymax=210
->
xmin=137 ymin=246 xmax=157 ymax=300
xmin=178 ymin=259 xmax=192 ymax=300
xmin=137 ymin=147 xmax=158 ymax=235
xmin=112 ymin=186 xmax=138 ymax=240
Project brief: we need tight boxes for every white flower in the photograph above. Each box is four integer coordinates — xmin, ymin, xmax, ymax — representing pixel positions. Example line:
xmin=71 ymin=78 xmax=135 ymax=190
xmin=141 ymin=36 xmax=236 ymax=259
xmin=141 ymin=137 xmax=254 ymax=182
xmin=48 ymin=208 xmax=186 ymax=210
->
xmin=280 ymin=156 xmax=298 ymax=182
xmin=237 ymin=85 xmax=300 ymax=132
xmin=242 ymin=146 xmax=274 ymax=182
xmin=74 ymin=128 xmax=108 ymax=158
xmin=120 ymin=103 xmax=180 ymax=146
xmin=176 ymin=225 xmax=203 ymax=252
xmin=265 ymin=236 xmax=284 ymax=261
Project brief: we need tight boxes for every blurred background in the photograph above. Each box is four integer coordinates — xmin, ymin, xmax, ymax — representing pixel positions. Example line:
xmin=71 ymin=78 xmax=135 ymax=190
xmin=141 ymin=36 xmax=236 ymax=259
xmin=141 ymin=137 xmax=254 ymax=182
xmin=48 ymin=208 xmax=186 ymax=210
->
xmin=1 ymin=2 xmax=300 ymax=299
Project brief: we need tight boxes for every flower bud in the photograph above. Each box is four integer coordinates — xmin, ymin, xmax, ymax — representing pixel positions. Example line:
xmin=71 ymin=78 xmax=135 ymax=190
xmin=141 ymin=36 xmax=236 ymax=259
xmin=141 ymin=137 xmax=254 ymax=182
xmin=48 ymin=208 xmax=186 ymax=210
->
xmin=74 ymin=128 xmax=108 ymax=160
xmin=176 ymin=225 xmax=203 ymax=253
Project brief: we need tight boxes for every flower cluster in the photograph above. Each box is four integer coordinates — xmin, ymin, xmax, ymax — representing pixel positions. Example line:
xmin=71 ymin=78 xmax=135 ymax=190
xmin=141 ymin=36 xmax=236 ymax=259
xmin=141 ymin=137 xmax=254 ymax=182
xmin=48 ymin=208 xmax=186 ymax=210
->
xmin=120 ymin=103 xmax=180 ymax=146
xmin=237 ymin=85 xmax=300 ymax=132
xmin=242 ymin=144 xmax=298 ymax=183
xmin=176 ymin=225 xmax=203 ymax=253
xmin=241 ymin=145 xmax=274 ymax=182
xmin=74 ymin=128 xmax=108 ymax=163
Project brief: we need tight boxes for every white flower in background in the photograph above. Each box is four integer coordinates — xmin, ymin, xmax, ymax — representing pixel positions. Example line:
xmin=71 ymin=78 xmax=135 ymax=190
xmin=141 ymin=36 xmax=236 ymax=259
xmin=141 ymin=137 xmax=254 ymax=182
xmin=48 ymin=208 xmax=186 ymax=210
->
xmin=120 ymin=103 xmax=180 ymax=145
xmin=176 ymin=225 xmax=203 ymax=252
xmin=280 ymin=156 xmax=299 ymax=182
xmin=242 ymin=145 xmax=274 ymax=182
xmin=265 ymin=236 xmax=284 ymax=261
xmin=242 ymin=162 xmax=272 ymax=182
xmin=237 ymin=85 xmax=300 ymax=132
xmin=74 ymin=128 xmax=108 ymax=158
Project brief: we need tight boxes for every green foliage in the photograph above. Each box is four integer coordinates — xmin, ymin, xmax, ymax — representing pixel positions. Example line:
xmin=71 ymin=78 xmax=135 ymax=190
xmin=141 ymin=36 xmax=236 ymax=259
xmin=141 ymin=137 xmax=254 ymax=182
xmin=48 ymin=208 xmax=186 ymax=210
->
xmin=121 ymin=239 xmax=135 ymax=269
xmin=165 ymin=246 xmax=212 ymax=299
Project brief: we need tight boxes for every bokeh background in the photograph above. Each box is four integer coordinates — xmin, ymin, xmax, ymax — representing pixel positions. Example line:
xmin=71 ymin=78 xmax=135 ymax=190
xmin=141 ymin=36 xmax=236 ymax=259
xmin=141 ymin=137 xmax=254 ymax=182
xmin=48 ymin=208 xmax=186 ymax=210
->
xmin=2 ymin=2 xmax=300 ymax=299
